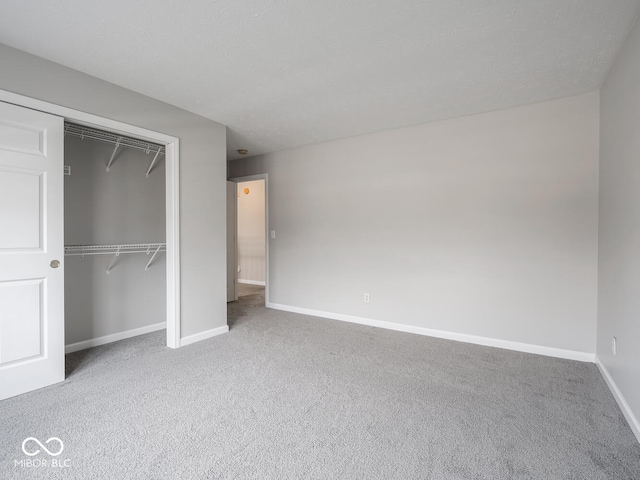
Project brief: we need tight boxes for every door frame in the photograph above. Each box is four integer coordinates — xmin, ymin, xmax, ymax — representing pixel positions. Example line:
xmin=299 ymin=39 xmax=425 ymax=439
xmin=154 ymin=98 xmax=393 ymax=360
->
xmin=229 ymin=174 xmax=269 ymax=306
xmin=0 ymin=89 xmax=182 ymax=349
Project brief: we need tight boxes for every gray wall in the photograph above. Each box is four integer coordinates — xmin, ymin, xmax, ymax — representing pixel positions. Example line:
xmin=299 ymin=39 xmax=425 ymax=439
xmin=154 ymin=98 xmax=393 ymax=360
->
xmin=237 ymin=180 xmax=266 ymax=284
xmin=0 ymin=43 xmax=227 ymax=339
xmin=64 ymin=135 xmax=166 ymax=344
xmin=598 ymin=16 xmax=640 ymax=428
xmin=230 ymin=93 xmax=600 ymax=354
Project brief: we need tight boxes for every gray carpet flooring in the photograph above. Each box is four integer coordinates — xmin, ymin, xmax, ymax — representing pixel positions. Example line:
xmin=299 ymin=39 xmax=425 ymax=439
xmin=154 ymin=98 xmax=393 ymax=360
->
xmin=1 ymin=287 xmax=639 ymax=479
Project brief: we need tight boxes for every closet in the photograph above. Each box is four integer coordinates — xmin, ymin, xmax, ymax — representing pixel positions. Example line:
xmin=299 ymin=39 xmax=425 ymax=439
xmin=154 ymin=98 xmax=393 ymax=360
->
xmin=63 ymin=123 xmax=167 ymax=350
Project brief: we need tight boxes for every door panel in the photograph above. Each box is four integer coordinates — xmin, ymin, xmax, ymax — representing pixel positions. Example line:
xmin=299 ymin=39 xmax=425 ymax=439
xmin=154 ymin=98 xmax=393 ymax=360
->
xmin=0 ymin=121 xmax=45 ymax=156
xmin=0 ymin=279 xmax=43 ymax=364
xmin=0 ymin=168 xmax=43 ymax=250
xmin=0 ymin=101 xmax=64 ymax=400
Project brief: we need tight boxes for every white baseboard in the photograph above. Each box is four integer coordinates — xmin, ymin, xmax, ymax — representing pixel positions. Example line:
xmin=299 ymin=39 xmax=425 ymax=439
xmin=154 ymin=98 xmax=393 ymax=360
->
xmin=595 ymin=356 xmax=640 ymax=444
xmin=65 ymin=322 xmax=166 ymax=354
xmin=180 ymin=325 xmax=229 ymax=347
xmin=266 ymin=302 xmax=595 ymax=363
xmin=238 ymin=279 xmax=266 ymax=286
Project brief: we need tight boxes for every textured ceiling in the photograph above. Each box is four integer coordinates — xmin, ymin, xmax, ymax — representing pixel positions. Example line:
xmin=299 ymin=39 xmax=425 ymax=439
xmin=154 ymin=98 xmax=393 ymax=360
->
xmin=1 ymin=1 xmax=639 ymax=160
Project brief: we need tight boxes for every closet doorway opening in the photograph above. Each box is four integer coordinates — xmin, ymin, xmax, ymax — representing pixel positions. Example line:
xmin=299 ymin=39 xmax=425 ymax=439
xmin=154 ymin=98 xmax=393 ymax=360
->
xmin=0 ymin=89 xmax=180 ymax=400
xmin=229 ymin=174 xmax=268 ymax=307
xmin=63 ymin=122 xmax=177 ymax=352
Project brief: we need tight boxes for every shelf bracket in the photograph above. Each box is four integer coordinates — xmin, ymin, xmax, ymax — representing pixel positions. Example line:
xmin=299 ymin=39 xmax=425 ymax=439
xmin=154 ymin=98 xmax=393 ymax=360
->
xmin=146 ymin=148 xmax=161 ymax=177
xmin=106 ymin=139 xmax=121 ymax=172
xmin=145 ymin=245 xmax=162 ymax=271
xmin=106 ymin=246 xmax=121 ymax=274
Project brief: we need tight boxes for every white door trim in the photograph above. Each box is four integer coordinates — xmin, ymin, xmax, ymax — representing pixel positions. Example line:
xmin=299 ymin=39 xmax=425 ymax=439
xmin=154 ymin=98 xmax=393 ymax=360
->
xmin=0 ymin=89 xmax=182 ymax=349
xmin=230 ymin=174 xmax=269 ymax=306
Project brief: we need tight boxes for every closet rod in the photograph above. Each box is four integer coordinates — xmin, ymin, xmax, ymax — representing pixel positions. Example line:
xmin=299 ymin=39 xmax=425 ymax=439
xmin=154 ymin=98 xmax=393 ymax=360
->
xmin=64 ymin=123 xmax=165 ymax=156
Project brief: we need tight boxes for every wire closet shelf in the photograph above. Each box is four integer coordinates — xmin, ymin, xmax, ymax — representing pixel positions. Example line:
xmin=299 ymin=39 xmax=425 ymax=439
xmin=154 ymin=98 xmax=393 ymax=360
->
xmin=64 ymin=243 xmax=167 ymax=274
xmin=64 ymin=122 xmax=165 ymax=176
xmin=64 ymin=123 xmax=165 ymax=156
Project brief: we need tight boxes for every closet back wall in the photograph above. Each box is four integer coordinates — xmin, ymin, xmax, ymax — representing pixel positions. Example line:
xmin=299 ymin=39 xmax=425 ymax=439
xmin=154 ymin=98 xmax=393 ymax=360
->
xmin=64 ymin=135 xmax=166 ymax=345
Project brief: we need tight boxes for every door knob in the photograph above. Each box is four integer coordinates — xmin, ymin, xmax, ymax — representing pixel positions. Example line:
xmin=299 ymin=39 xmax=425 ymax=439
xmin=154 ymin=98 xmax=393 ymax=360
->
xmin=50 ymin=260 xmax=60 ymax=269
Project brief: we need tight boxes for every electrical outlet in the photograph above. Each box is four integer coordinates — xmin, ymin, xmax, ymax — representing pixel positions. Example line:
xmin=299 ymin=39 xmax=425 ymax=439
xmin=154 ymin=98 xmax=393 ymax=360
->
xmin=271 ymin=230 xmax=276 ymax=239
xmin=612 ymin=336 xmax=617 ymax=356
xmin=364 ymin=292 xmax=370 ymax=303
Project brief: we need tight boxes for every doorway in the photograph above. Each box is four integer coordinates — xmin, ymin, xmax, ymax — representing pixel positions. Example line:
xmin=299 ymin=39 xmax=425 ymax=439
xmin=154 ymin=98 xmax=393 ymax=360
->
xmin=229 ymin=174 xmax=268 ymax=306
xmin=63 ymin=123 xmax=168 ymax=353
xmin=0 ymin=90 xmax=181 ymax=400
xmin=0 ymin=90 xmax=181 ymax=349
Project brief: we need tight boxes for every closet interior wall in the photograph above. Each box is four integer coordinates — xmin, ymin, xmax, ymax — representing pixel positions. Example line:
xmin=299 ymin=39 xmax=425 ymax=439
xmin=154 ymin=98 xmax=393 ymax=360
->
xmin=64 ymin=130 xmax=166 ymax=346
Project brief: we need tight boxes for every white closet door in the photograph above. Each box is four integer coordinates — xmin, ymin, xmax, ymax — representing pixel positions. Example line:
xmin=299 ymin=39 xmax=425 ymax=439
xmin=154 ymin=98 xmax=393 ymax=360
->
xmin=0 ymin=101 xmax=65 ymax=400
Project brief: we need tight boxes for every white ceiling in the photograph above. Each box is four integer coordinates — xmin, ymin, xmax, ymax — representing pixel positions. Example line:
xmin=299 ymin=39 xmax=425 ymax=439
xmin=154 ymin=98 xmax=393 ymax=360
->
xmin=1 ymin=1 xmax=639 ymax=160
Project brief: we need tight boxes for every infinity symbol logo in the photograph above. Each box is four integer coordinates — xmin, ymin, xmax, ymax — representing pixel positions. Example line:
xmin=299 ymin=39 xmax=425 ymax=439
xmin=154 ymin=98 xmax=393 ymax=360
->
xmin=21 ymin=437 xmax=64 ymax=457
